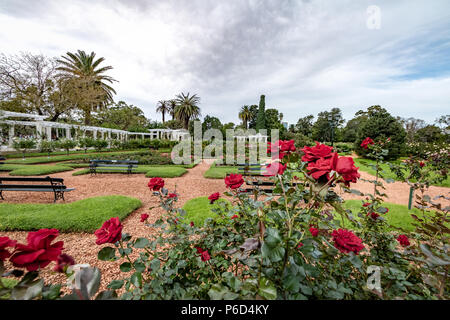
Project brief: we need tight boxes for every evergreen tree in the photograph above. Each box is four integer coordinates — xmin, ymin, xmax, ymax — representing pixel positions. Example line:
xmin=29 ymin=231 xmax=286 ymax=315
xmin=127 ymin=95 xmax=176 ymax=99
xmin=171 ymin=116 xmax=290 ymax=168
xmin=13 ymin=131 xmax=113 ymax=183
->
xmin=355 ymin=105 xmax=406 ymax=160
xmin=255 ymin=95 xmax=266 ymax=131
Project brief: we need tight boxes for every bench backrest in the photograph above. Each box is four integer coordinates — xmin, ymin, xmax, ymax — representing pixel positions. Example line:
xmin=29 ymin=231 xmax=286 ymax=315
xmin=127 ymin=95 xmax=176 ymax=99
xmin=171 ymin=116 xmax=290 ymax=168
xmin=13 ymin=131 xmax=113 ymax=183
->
xmin=90 ymin=159 xmax=138 ymax=165
xmin=0 ymin=176 xmax=64 ymax=184
xmin=0 ymin=157 xmax=5 ymax=165
xmin=237 ymin=163 xmax=269 ymax=176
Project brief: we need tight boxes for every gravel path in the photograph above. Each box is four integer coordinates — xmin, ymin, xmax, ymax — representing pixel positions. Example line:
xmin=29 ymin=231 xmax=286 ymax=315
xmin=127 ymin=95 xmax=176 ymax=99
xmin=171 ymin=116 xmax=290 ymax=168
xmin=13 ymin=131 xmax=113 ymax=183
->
xmin=1 ymin=160 xmax=448 ymax=292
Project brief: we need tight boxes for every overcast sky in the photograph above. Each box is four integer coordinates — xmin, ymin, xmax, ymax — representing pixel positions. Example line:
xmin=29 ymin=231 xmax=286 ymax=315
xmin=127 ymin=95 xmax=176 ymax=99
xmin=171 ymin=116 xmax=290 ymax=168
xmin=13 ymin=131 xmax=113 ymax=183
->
xmin=1 ymin=0 xmax=449 ymax=125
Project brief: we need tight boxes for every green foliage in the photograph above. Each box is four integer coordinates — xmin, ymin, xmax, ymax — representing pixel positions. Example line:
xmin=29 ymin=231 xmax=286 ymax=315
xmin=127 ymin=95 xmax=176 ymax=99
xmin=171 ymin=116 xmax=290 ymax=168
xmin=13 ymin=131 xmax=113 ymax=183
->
xmin=311 ymin=108 xmax=344 ymax=142
xmin=12 ymin=138 xmax=37 ymax=158
xmin=92 ymin=139 xmax=108 ymax=151
xmin=93 ymin=101 xmax=149 ymax=131
xmin=0 ymin=195 xmax=141 ymax=232
xmin=56 ymin=139 xmax=78 ymax=155
xmin=77 ymin=137 xmax=95 ymax=153
xmin=204 ymin=163 xmax=238 ymax=179
xmin=144 ymin=166 xmax=187 ymax=178
xmin=255 ymin=95 xmax=266 ymax=131
xmin=414 ymin=125 xmax=447 ymax=143
xmin=181 ymin=196 xmax=231 ymax=226
xmin=295 ymin=115 xmax=314 ymax=137
xmin=342 ymin=115 xmax=368 ymax=142
xmin=354 ymin=106 xmax=406 ymax=160
xmin=39 ymin=140 xmax=56 ymax=156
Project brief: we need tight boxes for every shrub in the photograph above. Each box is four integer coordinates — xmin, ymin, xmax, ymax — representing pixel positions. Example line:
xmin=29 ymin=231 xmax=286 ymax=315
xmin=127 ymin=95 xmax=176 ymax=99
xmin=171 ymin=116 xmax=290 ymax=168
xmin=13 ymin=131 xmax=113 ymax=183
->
xmin=39 ymin=140 xmax=56 ymax=157
xmin=354 ymin=106 xmax=406 ymax=160
xmin=12 ymin=138 xmax=37 ymax=159
xmin=56 ymin=139 xmax=78 ymax=155
xmin=78 ymin=137 xmax=95 ymax=153
xmin=93 ymin=139 xmax=108 ymax=151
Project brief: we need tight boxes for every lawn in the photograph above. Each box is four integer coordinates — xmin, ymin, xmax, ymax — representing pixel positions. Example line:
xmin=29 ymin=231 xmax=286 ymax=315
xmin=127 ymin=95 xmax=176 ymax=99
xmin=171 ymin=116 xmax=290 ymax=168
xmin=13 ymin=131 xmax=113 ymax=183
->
xmin=72 ymin=165 xmax=188 ymax=178
xmin=354 ymin=158 xmax=450 ymax=188
xmin=203 ymin=163 xmax=238 ymax=179
xmin=0 ymin=163 xmax=74 ymax=176
xmin=337 ymin=199 xmax=440 ymax=232
xmin=181 ymin=196 xmax=230 ymax=226
xmin=0 ymin=195 xmax=142 ymax=232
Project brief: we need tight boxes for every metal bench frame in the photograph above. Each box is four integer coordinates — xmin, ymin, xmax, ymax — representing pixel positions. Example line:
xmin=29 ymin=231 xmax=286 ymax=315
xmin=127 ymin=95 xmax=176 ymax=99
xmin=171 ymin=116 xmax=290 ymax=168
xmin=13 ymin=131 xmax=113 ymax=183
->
xmin=89 ymin=159 xmax=138 ymax=176
xmin=0 ymin=176 xmax=75 ymax=202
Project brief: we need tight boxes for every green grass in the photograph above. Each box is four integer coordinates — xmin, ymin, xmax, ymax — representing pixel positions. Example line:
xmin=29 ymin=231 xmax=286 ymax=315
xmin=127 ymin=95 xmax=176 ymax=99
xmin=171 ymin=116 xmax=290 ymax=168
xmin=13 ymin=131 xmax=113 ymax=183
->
xmin=0 ymin=195 xmax=142 ymax=232
xmin=72 ymin=165 xmax=188 ymax=178
xmin=181 ymin=196 xmax=230 ymax=225
xmin=8 ymin=165 xmax=74 ymax=176
xmin=338 ymin=200 xmax=439 ymax=232
xmin=354 ymin=158 xmax=450 ymax=188
xmin=204 ymin=163 xmax=238 ymax=179
xmin=4 ymin=150 xmax=145 ymax=164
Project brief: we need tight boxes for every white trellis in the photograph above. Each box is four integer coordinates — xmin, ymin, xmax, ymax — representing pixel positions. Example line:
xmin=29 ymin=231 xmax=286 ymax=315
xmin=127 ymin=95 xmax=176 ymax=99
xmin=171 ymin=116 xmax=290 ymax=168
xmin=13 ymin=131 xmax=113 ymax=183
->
xmin=0 ymin=110 xmax=190 ymax=151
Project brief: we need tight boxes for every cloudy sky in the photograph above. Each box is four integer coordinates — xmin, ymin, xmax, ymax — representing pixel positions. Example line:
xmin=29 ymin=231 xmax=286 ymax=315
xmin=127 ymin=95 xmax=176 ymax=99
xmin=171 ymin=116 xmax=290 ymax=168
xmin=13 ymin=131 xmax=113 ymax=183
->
xmin=1 ymin=0 xmax=449 ymax=125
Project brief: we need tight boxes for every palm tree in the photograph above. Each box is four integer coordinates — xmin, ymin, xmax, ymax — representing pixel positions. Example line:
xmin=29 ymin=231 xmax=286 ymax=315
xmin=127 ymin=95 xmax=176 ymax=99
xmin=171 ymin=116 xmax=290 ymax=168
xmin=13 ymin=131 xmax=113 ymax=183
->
xmin=174 ymin=92 xmax=201 ymax=129
xmin=57 ymin=50 xmax=117 ymax=125
xmin=156 ymin=100 xmax=169 ymax=123
xmin=239 ymin=105 xmax=251 ymax=129
xmin=168 ymin=99 xmax=177 ymax=120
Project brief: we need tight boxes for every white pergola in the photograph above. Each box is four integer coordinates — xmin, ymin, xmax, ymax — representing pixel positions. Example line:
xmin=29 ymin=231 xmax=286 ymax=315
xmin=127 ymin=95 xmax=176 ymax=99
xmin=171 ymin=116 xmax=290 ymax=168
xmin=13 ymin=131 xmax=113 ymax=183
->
xmin=0 ymin=110 xmax=190 ymax=151
xmin=234 ymin=132 xmax=268 ymax=143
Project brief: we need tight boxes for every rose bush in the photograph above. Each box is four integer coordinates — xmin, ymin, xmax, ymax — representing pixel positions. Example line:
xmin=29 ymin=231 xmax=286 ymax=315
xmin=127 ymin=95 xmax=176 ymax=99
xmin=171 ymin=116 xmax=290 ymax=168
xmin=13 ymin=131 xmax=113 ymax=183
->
xmin=1 ymin=139 xmax=448 ymax=300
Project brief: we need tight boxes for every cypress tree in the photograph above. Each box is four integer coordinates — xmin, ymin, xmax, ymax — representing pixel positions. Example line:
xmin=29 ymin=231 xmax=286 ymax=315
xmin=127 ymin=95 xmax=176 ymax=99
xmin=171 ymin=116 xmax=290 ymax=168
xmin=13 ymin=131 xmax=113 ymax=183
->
xmin=255 ymin=94 xmax=266 ymax=131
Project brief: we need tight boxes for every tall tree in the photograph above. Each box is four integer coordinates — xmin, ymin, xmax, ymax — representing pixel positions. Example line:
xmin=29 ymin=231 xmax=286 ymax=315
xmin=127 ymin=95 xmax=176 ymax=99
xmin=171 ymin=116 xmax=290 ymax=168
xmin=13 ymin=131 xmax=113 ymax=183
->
xmin=255 ymin=95 xmax=266 ymax=131
xmin=174 ymin=92 xmax=201 ymax=129
xmin=93 ymin=101 xmax=149 ymax=131
xmin=248 ymin=105 xmax=259 ymax=129
xmin=397 ymin=117 xmax=426 ymax=143
xmin=312 ymin=108 xmax=344 ymax=142
xmin=238 ymin=105 xmax=251 ymax=129
xmin=295 ymin=115 xmax=314 ymax=137
xmin=168 ymin=99 xmax=177 ymax=120
xmin=156 ymin=100 xmax=169 ymax=123
xmin=56 ymin=50 xmax=117 ymax=125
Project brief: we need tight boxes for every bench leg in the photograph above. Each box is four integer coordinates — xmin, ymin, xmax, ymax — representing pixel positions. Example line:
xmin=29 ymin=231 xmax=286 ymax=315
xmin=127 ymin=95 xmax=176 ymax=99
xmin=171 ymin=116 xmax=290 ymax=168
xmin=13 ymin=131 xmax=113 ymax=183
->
xmin=53 ymin=190 xmax=65 ymax=202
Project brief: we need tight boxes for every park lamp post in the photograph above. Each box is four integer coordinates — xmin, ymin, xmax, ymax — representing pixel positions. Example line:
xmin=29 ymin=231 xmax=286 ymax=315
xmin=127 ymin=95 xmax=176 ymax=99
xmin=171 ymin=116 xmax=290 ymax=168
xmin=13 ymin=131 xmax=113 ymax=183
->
xmin=328 ymin=114 xmax=335 ymax=147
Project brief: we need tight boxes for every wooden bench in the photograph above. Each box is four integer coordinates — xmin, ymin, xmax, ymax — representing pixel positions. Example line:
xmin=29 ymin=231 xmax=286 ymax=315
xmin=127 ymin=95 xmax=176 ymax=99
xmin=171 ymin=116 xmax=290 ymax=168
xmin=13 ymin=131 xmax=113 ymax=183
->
xmin=237 ymin=163 xmax=276 ymax=194
xmin=0 ymin=157 xmax=5 ymax=165
xmin=0 ymin=176 xmax=75 ymax=202
xmin=89 ymin=159 xmax=138 ymax=175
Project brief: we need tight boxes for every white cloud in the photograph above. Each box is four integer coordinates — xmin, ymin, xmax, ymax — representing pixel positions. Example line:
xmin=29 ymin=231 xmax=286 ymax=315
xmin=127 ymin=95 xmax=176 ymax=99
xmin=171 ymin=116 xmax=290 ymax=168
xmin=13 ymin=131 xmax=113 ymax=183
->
xmin=0 ymin=0 xmax=449 ymax=124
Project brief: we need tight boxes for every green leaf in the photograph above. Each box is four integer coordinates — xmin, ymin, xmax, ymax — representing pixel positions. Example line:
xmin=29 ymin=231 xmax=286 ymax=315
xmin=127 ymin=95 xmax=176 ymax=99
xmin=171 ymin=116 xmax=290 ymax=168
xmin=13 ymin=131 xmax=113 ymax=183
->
xmin=258 ymin=278 xmax=277 ymax=300
xmin=261 ymin=242 xmax=285 ymax=263
xmin=130 ymin=272 xmax=142 ymax=288
xmin=11 ymin=279 xmax=43 ymax=300
xmin=120 ymin=262 xmax=132 ymax=272
xmin=264 ymin=228 xmax=282 ymax=247
xmin=98 ymin=247 xmax=116 ymax=261
xmin=134 ymin=262 xmax=146 ymax=273
xmin=208 ymin=284 xmax=229 ymax=300
xmin=42 ymin=284 xmax=61 ymax=300
xmin=134 ymin=237 xmax=149 ymax=248
xmin=107 ymin=280 xmax=124 ymax=290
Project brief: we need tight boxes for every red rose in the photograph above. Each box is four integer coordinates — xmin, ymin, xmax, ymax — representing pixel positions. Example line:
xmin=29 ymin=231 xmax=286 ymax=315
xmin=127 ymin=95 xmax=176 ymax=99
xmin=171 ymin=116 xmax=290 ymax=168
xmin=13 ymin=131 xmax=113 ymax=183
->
xmin=301 ymin=142 xmax=333 ymax=162
xmin=263 ymin=162 xmax=287 ymax=176
xmin=419 ymin=161 xmax=425 ymax=167
xmin=362 ymin=202 xmax=370 ymax=207
xmin=397 ymin=235 xmax=410 ymax=247
xmin=306 ymin=156 xmax=334 ymax=180
xmin=267 ymin=140 xmax=296 ymax=159
xmin=297 ymin=242 xmax=304 ymax=249
xmin=208 ymin=192 xmax=220 ymax=204
xmin=148 ymin=177 xmax=164 ymax=191
xmin=231 ymin=214 xmax=239 ymax=220
xmin=195 ymin=246 xmax=204 ymax=254
xmin=168 ymin=193 xmax=177 ymax=199
xmin=368 ymin=212 xmax=380 ymax=220
xmin=225 ymin=174 xmax=244 ymax=189
xmin=54 ymin=253 xmax=75 ymax=273
xmin=332 ymin=229 xmax=364 ymax=254
xmin=94 ymin=217 xmax=123 ymax=245
xmin=140 ymin=213 xmax=149 ymax=222
xmin=9 ymin=229 xmax=63 ymax=271
xmin=331 ymin=155 xmax=360 ymax=185
xmin=201 ymin=250 xmax=211 ymax=262
xmin=309 ymin=227 xmax=319 ymax=237
xmin=190 ymin=221 xmax=194 ymax=227
xmin=360 ymin=137 xmax=374 ymax=149
xmin=0 ymin=236 xmax=17 ymax=261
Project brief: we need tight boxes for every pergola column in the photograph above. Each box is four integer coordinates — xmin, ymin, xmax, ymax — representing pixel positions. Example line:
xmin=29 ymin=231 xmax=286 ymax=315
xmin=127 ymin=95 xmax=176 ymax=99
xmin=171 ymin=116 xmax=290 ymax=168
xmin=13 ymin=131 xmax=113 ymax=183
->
xmin=46 ymin=126 xmax=52 ymax=141
xmin=66 ymin=127 xmax=71 ymax=139
xmin=8 ymin=125 xmax=15 ymax=147
xmin=93 ymin=130 xmax=97 ymax=140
